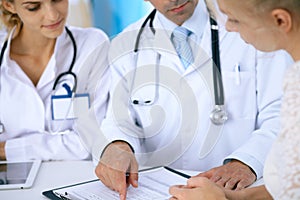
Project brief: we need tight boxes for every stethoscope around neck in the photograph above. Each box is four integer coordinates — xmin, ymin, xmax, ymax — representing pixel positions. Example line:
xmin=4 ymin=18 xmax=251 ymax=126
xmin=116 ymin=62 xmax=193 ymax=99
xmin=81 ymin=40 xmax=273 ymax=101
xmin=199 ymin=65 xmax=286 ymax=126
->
xmin=131 ymin=9 xmax=228 ymax=125
xmin=0 ymin=26 xmax=77 ymax=134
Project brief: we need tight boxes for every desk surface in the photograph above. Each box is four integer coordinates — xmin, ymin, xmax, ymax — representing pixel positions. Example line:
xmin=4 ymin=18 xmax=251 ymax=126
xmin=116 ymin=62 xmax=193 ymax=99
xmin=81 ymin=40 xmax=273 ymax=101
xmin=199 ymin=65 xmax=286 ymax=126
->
xmin=0 ymin=161 xmax=97 ymax=200
xmin=0 ymin=161 xmax=264 ymax=200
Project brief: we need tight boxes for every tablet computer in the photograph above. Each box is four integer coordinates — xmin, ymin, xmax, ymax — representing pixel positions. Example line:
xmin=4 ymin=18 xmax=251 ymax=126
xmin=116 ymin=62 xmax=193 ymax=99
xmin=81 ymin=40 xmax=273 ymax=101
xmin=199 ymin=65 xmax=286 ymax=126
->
xmin=0 ymin=160 xmax=41 ymax=190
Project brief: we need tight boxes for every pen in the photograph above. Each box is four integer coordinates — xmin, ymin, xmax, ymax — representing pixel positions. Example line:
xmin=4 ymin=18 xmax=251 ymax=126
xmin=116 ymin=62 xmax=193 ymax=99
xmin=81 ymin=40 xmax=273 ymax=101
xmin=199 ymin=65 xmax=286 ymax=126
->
xmin=234 ymin=63 xmax=240 ymax=85
xmin=164 ymin=166 xmax=191 ymax=179
xmin=58 ymin=192 xmax=81 ymax=200
xmin=57 ymin=192 xmax=71 ymax=200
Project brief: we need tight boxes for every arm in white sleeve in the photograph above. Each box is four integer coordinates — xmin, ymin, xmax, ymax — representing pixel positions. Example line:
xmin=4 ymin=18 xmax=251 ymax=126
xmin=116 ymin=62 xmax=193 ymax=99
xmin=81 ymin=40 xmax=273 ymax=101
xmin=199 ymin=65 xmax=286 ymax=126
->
xmin=5 ymin=130 xmax=89 ymax=161
xmin=224 ymin=50 xmax=293 ymax=179
xmin=75 ymin=35 xmax=112 ymax=163
xmin=90 ymin=27 xmax=146 ymax=164
xmin=94 ymin=60 xmax=143 ymax=161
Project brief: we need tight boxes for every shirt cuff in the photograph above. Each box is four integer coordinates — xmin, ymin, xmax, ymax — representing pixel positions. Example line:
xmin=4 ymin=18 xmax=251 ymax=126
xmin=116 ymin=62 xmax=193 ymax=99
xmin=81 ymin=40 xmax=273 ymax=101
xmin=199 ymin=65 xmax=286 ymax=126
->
xmin=100 ymin=140 xmax=135 ymax=158
xmin=224 ymin=152 xmax=263 ymax=179
xmin=5 ymin=138 xmax=28 ymax=161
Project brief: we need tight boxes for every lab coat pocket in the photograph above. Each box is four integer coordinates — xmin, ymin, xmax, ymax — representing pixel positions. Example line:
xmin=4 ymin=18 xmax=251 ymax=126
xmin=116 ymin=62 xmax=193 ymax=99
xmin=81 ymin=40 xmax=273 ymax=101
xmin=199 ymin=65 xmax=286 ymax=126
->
xmin=222 ymin=70 xmax=257 ymax=119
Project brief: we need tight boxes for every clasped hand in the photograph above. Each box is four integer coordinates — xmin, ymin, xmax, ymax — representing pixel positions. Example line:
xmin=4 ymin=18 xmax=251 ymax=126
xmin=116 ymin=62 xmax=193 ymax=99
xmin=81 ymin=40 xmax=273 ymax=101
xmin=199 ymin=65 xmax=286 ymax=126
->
xmin=169 ymin=160 xmax=257 ymax=200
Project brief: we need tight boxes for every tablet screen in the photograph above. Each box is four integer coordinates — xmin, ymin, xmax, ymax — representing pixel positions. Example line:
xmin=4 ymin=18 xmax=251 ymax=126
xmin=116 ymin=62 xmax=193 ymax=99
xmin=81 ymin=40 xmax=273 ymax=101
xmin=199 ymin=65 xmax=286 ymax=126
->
xmin=0 ymin=160 xmax=41 ymax=189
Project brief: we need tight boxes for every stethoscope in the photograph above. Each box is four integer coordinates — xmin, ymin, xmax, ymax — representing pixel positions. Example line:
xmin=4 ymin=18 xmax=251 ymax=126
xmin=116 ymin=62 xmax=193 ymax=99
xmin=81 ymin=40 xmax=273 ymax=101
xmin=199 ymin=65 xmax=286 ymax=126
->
xmin=131 ymin=9 xmax=228 ymax=125
xmin=0 ymin=26 xmax=77 ymax=134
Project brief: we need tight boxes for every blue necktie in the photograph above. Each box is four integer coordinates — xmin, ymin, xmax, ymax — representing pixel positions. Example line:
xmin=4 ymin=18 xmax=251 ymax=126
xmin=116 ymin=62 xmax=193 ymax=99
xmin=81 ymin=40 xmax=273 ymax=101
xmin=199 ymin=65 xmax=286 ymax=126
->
xmin=171 ymin=26 xmax=194 ymax=69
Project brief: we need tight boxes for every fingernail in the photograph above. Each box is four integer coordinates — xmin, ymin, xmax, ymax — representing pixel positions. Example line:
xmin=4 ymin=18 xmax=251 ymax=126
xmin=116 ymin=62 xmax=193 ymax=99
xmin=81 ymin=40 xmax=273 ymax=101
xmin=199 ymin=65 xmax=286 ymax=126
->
xmin=120 ymin=194 xmax=125 ymax=200
xmin=134 ymin=180 xmax=138 ymax=186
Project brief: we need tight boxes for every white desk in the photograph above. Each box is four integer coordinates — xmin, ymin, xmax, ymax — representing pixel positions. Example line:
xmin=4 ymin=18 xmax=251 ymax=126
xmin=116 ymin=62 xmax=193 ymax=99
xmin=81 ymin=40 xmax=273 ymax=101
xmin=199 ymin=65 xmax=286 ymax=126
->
xmin=0 ymin=161 xmax=264 ymax=200
xmin=0 ymin=161 xmax=97 ymax=200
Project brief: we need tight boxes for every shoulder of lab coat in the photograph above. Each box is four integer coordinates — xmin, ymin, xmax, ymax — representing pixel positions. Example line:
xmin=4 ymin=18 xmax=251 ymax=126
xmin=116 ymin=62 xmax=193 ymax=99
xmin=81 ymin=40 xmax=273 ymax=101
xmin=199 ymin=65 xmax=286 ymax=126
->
xmin=67 ymin=26 xmax=111 ymax=103
xmin=66 ymin=26 xmax=109 ymax=48
xmin=69 ymin=26 xmax=112 ymax=160
xmin=91 ymin=20 xmax=147 ymax=162
xmin=108 ymin=17 xmax=146 ymax=65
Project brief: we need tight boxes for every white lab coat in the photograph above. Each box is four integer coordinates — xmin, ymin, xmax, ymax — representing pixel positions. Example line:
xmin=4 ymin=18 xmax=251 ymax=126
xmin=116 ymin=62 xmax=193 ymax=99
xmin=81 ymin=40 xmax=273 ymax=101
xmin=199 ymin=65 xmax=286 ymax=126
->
xmin=99 ymin=6 xmax=293 ymax=179
xmin=0 ymin=26 xmax=110 ymax=161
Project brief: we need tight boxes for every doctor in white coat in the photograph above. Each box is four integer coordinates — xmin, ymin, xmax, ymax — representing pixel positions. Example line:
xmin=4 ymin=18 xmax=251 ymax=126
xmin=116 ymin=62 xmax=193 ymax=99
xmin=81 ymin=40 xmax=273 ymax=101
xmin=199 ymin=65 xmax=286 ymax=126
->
xmin=95 ymin=0 xmax=292 ymax=199
xmin=0 ymin=0 xmax=110 ymax=161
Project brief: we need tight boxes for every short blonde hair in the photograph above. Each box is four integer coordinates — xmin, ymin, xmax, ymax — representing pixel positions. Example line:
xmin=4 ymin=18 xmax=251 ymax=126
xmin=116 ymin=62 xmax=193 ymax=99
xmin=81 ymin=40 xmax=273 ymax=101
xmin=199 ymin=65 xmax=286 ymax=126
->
xmin=253 ymin=0 xmax=300 ymax=19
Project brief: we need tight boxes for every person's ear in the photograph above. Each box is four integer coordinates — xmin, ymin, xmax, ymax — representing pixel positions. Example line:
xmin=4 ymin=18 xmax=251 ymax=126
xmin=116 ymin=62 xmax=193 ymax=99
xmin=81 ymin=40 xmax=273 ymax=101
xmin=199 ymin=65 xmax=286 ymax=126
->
xmin=2 ymin=0 xmax=17 ymax=14
xmin=271 ymin=9 xmax=292 ymax=33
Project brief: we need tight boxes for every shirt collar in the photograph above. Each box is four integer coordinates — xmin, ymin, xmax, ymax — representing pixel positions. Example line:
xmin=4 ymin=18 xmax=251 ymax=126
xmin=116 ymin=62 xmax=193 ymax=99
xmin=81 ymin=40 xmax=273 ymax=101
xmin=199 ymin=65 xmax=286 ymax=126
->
xmin=156 ymin=1 xmax=208 ymax=40
xmin=2 ymin=27 xmax=17 ymax=69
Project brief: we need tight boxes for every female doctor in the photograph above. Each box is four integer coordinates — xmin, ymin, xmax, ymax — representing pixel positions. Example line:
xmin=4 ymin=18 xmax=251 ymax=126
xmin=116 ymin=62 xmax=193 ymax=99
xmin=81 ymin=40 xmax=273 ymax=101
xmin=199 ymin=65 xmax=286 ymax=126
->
xmin=0 ymin=0 xmax=110 ymax=161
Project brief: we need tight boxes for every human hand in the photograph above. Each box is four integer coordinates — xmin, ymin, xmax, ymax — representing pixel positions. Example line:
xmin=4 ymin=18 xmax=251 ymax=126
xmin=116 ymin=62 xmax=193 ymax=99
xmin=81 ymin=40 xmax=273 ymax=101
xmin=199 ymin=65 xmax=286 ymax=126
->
xmin=169 ymin=177 xmax=227 ymax=200
xmin=195 ymin=160 xmax=256 ymax=190
xmin=95 ymin=141 xmax=138 ymax=200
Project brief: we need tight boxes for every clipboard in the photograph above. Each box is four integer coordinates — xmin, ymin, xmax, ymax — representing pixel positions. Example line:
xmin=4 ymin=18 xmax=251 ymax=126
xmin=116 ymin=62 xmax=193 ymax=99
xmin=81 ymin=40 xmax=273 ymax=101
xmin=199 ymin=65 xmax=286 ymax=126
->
xmin=42 ymin=179 xmax=99 ymax=200
xmin=42 ymin=166 xmax=191 ymax=200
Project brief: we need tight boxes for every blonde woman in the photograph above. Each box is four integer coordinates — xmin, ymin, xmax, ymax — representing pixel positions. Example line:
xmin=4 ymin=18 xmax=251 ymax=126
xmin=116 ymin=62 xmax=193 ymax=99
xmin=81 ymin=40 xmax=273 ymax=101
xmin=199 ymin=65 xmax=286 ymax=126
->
xmin=0 ymin=0 xmax=110 ymax=161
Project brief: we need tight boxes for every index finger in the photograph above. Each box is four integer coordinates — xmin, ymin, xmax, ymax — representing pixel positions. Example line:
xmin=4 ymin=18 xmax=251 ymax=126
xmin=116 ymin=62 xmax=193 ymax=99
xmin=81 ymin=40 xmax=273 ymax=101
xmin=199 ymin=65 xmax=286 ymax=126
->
xmin=109 ymin=170 xmax=128 ymax=200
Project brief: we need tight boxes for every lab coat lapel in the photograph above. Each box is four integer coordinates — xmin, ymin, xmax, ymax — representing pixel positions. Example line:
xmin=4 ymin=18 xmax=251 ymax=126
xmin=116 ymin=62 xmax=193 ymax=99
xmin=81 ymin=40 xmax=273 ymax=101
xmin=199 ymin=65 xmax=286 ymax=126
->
xmin=151 ymin=14 xmax=229 ymax=76
xmin=3 ymin=29 xmax=35 ymax=87
xmin=201 ymin=20 xmax=228 ymax=63
xmin=186 ymin=20 xmax=228 ymax=76
xmin=198 ymin=22 xmax=230 ymax=159
xmin=152 ymin=21 xmax=222 ymax=76
xmin=153 ymin=20 xmax=184 ymax=72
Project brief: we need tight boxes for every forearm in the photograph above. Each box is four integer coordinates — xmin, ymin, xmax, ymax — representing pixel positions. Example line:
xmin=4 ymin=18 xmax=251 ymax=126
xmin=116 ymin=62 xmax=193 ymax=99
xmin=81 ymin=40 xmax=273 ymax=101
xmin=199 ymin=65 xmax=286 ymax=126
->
xmin=0 ymin=142 xmax=6 ymax=160
xmin=225 ymin=185 xmax=272 ymax=200
xmin=5 ymin=131 xmax=89 ymax=161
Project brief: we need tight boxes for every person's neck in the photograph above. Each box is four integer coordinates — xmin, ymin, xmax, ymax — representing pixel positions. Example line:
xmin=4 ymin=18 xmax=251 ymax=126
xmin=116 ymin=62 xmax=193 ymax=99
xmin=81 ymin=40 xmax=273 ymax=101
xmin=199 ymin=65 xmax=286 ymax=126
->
xmin=11 ymin=27 xmax=56 ymax=58
xmin=285 ymin=30 xmax=300 ymax=61
xmin=289 ymin=48 xmax=300 ymax=62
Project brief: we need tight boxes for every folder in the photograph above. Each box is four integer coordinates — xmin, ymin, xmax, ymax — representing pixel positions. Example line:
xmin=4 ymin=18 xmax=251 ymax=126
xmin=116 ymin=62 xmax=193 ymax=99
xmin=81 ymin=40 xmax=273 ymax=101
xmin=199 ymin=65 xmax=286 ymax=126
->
xmin=42 ymin=166 xmax=191 ymax=200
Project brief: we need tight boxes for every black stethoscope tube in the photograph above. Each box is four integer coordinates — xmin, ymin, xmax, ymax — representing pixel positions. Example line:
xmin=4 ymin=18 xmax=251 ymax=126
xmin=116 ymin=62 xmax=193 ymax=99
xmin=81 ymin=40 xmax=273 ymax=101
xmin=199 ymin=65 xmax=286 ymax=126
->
xmin=132 ymin=9 xmax=227 ymax=125
xmin=52 ymin=27 xmax=78 ymax=94
xmin=134 ymin=9 xmax=157 ymax=53
xmin=0 ymin=40 xmax=7 ymax=67
xmin=210 ymin=17 xmax=224 ymax=106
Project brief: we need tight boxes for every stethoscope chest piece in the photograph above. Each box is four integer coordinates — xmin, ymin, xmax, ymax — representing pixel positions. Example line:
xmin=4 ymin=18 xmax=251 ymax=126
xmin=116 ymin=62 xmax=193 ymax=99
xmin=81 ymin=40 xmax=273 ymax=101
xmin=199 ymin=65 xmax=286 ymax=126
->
xmin=210 ymin=105 xmax=228 ymax=125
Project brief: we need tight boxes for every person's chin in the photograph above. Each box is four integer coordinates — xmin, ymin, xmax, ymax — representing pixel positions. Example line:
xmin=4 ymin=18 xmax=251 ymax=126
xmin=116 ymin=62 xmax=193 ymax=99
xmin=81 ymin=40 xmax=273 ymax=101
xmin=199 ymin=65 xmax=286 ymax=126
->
xmin=253 ymin=43 xmax=278 ymax=53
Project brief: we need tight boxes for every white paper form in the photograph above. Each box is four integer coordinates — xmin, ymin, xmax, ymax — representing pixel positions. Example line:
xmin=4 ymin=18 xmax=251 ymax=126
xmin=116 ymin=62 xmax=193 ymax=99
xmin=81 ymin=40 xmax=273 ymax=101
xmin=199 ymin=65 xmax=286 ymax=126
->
xmin=53 ymin=167 xmax=189 ymax=200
